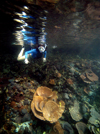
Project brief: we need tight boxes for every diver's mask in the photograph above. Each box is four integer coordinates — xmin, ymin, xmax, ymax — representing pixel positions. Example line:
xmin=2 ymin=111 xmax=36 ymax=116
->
xmin=38 ymin=46 xmax=45 ymax=53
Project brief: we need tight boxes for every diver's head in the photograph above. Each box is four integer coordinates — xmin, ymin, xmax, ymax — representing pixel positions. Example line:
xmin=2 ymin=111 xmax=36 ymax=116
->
xmin=38 ymin=45 xmax=46 ymax=53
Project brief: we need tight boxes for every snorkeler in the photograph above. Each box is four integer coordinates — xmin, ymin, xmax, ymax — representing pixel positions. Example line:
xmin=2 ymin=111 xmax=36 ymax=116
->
xmin=17 ymin=26 xmax=47 ymax=64
xmin=17 ymin=41 xmax=47 ymax=64
xmin=14 ymin=5 xmax=48 ymax=64
xmin=17 ymin=29 xmax=47 ymax=64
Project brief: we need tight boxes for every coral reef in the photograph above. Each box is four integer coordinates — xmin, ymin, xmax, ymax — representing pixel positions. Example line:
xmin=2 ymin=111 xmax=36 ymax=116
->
xmin=53 ymin=121 xmax=64 ymax=134
xmin=76 ymin=122 xmax=89 ymax=134
xmin=88 ymin=108 xmax=100 ymax=127
xmin=49 ymin=79 xmax=56 ymax=85
xmin=69 ymin=100 xmax=83 ymax=121
xmin=59 ymin=120 xmax=74 ymax=134
xmin=1 ymin=0 xmax=100 ymax=133
xmin=12 ymin=121 xmax=33 ymax=133
xmin=0 ymin=50 xmax=100 ymax=134
xmin=80 ymin=69 xmax=99 ymax=84
xmin=31 ymin=86 xmax=65 ymax=123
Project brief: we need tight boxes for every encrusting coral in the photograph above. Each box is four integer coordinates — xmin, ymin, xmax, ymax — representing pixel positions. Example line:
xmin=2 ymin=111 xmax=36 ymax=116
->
xmin=31 ymin=86 xmax=65 ymax=123
xmin=80 ymin=69 xmax=98 ymax=83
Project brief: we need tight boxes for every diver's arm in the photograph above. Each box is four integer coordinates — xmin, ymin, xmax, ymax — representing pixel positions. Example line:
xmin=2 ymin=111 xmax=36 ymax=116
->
xmin=25 ymin=49 xmax=36 ymax=64
xmin=25 ymin=50 xmax=31 ymax=64
xmin=17 ymin=48 xmax=25 ymax=61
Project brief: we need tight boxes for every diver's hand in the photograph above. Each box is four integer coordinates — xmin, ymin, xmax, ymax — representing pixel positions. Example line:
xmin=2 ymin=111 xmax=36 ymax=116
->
xmin=43 ymin=58 xmax=46 ymax=62
xmin=25 ymin=59 xmax=29 ymax=64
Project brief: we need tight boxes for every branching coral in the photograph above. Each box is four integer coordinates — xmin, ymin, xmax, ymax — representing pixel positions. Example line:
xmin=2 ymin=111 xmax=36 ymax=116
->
xmin=31 ymin=86 xmax=65 ymax=123
xmin=86 ymin=2 xmax=100 ymax=20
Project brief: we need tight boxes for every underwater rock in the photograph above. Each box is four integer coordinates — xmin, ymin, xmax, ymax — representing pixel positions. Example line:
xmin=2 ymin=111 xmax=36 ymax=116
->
xmin=62 ymin=93 xmax=69 ymax=100
xmin=86 ymin=2 xmax=100 ymax=20
xmin=76 ymin=122 xmax=89 ymax=134
xmin=69 ymin=100 xmax=83 ymax=121
xmin=73 ymin=19 xmax=82 ymax=29
xmin=21 ymin=113 xmax=31 ymax=123
xmin=53 ymin=121 xmax=64 ymax=134
xmin=36 ymin=0 xmax=59 ymax=8
xmin=15 ymin=116 xmax=22 ymax=124
xmin=88 ymin=108 xmax=100 ymax=127
xmin=24 ymin=99 xmax=30 ymax=105
xmin=69 ymin=67 xmax=76 ymax=75
xmin=21 ymin=109 xmax=28 ymax=115
xmin=24 ymin=127 xmax=31 ymax=134
xmin=81 ymin=103 xmax=90 ymax=120
xmin=54 ymin=69 xmax=62 ymax=78
xmin=49 ymin=79 xmax=56 ymax=85
xmin=13 ymin=93 xmax=24 ymax=102
xmin=87 ymin=124 xmax=100 ymax=134
xmin=59 ymin=120 xmax=74 ymax=134
xmin=10 ymin=101 xmax=17 ymax=109
xmin=17 ymin=102 xmax=23 ymax=108
xmin=66 ymin=78 xmax=73 ymax=85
